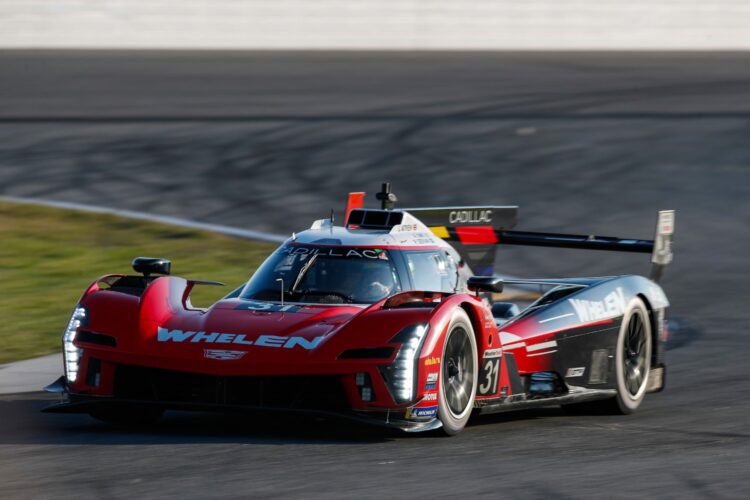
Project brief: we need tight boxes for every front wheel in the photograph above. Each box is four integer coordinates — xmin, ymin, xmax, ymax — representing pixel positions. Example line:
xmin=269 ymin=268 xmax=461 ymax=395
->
xmin=438 ymin=309 xmax=478 ymax=435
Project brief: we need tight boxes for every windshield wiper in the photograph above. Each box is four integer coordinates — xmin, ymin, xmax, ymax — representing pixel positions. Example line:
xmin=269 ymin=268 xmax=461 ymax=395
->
xmin=290 ymin=254 xmax=319 ymax=293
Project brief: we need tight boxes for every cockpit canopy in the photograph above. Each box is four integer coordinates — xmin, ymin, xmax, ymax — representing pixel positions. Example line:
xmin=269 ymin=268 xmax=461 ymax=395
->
xmin=240 ymin=243 xmax=461 ymax=304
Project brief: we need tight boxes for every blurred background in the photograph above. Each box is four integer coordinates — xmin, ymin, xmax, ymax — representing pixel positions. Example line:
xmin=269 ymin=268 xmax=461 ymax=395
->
xmin=1 ymin=1 xmax=749 ymax=499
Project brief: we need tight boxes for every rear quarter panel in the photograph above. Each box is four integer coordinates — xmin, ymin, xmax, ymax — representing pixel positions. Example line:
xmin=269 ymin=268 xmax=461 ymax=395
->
xmin=498 ymin=276 xmax=668 ymax=391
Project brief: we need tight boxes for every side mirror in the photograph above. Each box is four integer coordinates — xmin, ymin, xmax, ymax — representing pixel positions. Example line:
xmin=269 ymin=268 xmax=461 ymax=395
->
xmin=491 ymin=302 xmax=520 ymax=320
xmin=467 ymin=276 xmax=504 ymax=294
xmin=132 ymin=257 xmax=171 ymax=278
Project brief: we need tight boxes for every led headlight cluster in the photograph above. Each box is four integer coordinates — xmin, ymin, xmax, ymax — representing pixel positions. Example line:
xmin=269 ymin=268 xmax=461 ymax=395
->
xmin=380 ymin=324 xmax=428 ymax=404
xmin=62 ymin=306 xmax=87 ymax=383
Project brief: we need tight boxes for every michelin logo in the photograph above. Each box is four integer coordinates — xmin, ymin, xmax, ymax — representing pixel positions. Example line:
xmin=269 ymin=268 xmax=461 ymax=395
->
xmin=406 ymin=406 xmax=438 ymax=419
xmin=157 ymin=327 xmax=324 ymax=350
xmin=569 ymin=287 xmax=626 ymax=323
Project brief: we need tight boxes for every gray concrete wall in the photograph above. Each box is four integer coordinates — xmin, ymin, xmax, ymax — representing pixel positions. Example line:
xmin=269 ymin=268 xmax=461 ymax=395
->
xmin=1 ymin=0 xmax=749 ymax=50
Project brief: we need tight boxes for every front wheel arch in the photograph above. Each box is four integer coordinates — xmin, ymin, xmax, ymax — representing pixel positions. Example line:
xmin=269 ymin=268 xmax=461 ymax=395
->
xmin=459 ymin=303 xmax=483 ymax=340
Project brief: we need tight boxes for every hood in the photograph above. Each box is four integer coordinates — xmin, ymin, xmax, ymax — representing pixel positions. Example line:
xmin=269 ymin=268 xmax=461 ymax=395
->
xmin=199 ymin=298 xmax=364 ymax=339
xmin=151 ymin=299 xmax=366 ymax=350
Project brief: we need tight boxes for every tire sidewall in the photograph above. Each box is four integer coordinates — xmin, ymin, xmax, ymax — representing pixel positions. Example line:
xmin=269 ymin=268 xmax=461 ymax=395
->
xmin=437 ymin=309 xmax=478 ymax=435
xmin=614 ymin=298 xmax=652 ymax=413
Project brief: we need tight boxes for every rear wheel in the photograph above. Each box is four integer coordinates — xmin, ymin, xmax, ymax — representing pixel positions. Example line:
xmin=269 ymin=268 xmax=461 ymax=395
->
xmin=438 ymin=309 xmax=478 ymax=435
xmin=563 ymin=297 xmax=652 ymax=414
xmin=614 ymin=297 xmax=652 ymax=413
xmin=89 ymin=404 xmax=164 ymax=426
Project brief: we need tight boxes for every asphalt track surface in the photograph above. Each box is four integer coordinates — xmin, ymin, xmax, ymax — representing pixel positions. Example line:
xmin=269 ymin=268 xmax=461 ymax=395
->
xmin=1 ymin=51 xmax=749 ymax=498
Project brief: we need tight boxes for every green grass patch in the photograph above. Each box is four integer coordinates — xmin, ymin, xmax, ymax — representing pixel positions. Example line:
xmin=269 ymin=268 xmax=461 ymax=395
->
xmin=0 ymin=201 xmax=277 ymax=364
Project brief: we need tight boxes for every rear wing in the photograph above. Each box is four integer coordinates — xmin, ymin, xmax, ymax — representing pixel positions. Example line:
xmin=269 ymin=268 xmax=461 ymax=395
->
xmin=344 ymin=186 xmax=674 ymax=282
xmin=432 ymin=210 xmax=675 ymax=282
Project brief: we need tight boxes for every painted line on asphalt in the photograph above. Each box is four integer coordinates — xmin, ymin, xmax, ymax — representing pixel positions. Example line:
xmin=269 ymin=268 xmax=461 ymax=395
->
xmin=0 ymin=195 xmax=288 ymax=243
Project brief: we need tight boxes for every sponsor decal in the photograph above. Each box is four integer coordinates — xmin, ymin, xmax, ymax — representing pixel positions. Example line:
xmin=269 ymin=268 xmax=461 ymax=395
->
xmin=282 ymin=246 xmax=388 ymax=260
xmin=483 ymin=348 xmax=502 ymax=359
xmin=565 ymin=367 xmax=586 ymax=378
xmin=568 ymin=287 xmax=626 ymax=322
xmin=449 ymin=209 xmax=492 ymax=224
xmin=391 ymin=223 xmax=418 ymax=233
xmin=204 ymin=349 xmax=247 ymax=361
xmin=422 ymin=392 xmax=437 ymax=402
xmin=424 ymin=356 xmax=441 ymax=366
xmin=659 ymin=211 xmax=675 ymax=235
xmin=157 ymin=327 xmax=324 ymax=350
xmin=234 ymin=301 xmax=301 ymax=313
xmin=425 ymin=372 xmax=438 ymax=390
xmin=406 ymin=406 xmax=438 ymax=419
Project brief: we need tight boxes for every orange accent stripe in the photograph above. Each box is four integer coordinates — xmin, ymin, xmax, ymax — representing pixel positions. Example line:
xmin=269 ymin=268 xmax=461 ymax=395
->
xmin=429 ymin=226 xmax=450 ymax=239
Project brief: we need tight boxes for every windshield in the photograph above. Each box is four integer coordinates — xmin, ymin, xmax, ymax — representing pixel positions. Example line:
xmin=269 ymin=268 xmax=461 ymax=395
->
xmin=240 ymin=245 xmax=402 ymax=304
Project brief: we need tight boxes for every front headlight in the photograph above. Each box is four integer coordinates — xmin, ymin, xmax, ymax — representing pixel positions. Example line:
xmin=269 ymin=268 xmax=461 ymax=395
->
xmin=380 ymin=324 xmax=428 ymax=404
xmin=62 ymin=305 xmax=87 ymax=383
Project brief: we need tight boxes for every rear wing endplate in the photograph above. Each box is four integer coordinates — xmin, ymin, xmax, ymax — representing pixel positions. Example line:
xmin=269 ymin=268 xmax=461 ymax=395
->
xmin=650 ymin=210 xmax=675 ymax=282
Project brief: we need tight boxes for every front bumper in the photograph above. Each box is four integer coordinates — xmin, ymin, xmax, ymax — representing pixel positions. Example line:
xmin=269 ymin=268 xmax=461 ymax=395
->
xmin=42 ymin=372 xmax=441 ymax=433
xmin=42 ymin=392 xmax=442 ymax=433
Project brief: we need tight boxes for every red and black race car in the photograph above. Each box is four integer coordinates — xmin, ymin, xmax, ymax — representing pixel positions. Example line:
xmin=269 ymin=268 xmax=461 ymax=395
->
xmin=45 ymin=184 xmax=675 ymax=435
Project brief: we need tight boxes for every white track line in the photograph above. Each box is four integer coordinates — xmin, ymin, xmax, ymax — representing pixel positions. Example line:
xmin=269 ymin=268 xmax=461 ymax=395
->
xmin=0 ymin=196 xmax=287 ymax=243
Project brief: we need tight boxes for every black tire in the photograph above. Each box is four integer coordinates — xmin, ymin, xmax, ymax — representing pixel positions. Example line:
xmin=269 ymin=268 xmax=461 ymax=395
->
xmin=89 ymin=404 xmax=164 ymax=426
xmin=438 ymin=309 xmax=478 ymax=436
xmin=563 ymin=297 xmax=652 ymax=415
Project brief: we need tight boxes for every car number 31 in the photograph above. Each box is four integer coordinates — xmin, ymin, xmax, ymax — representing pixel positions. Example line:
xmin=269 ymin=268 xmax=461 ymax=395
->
xmin=478 ymin=358 xmax=500 ymax=396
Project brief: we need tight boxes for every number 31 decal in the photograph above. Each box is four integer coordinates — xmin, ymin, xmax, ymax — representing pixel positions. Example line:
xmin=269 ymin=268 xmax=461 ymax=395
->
xmin=478 ymin=358 xmax=500 ymax=396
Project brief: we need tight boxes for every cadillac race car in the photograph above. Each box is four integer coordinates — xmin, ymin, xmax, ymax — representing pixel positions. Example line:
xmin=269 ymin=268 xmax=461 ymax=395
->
xmin=44 ymin=184 xmax=675 ymax=435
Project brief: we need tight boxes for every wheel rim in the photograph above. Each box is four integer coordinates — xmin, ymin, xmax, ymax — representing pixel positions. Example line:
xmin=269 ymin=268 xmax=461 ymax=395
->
xmin=442 ymin=327 xmax=474 ymax=416
xmin=623 ymin=310 xmax=648 ymax=397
